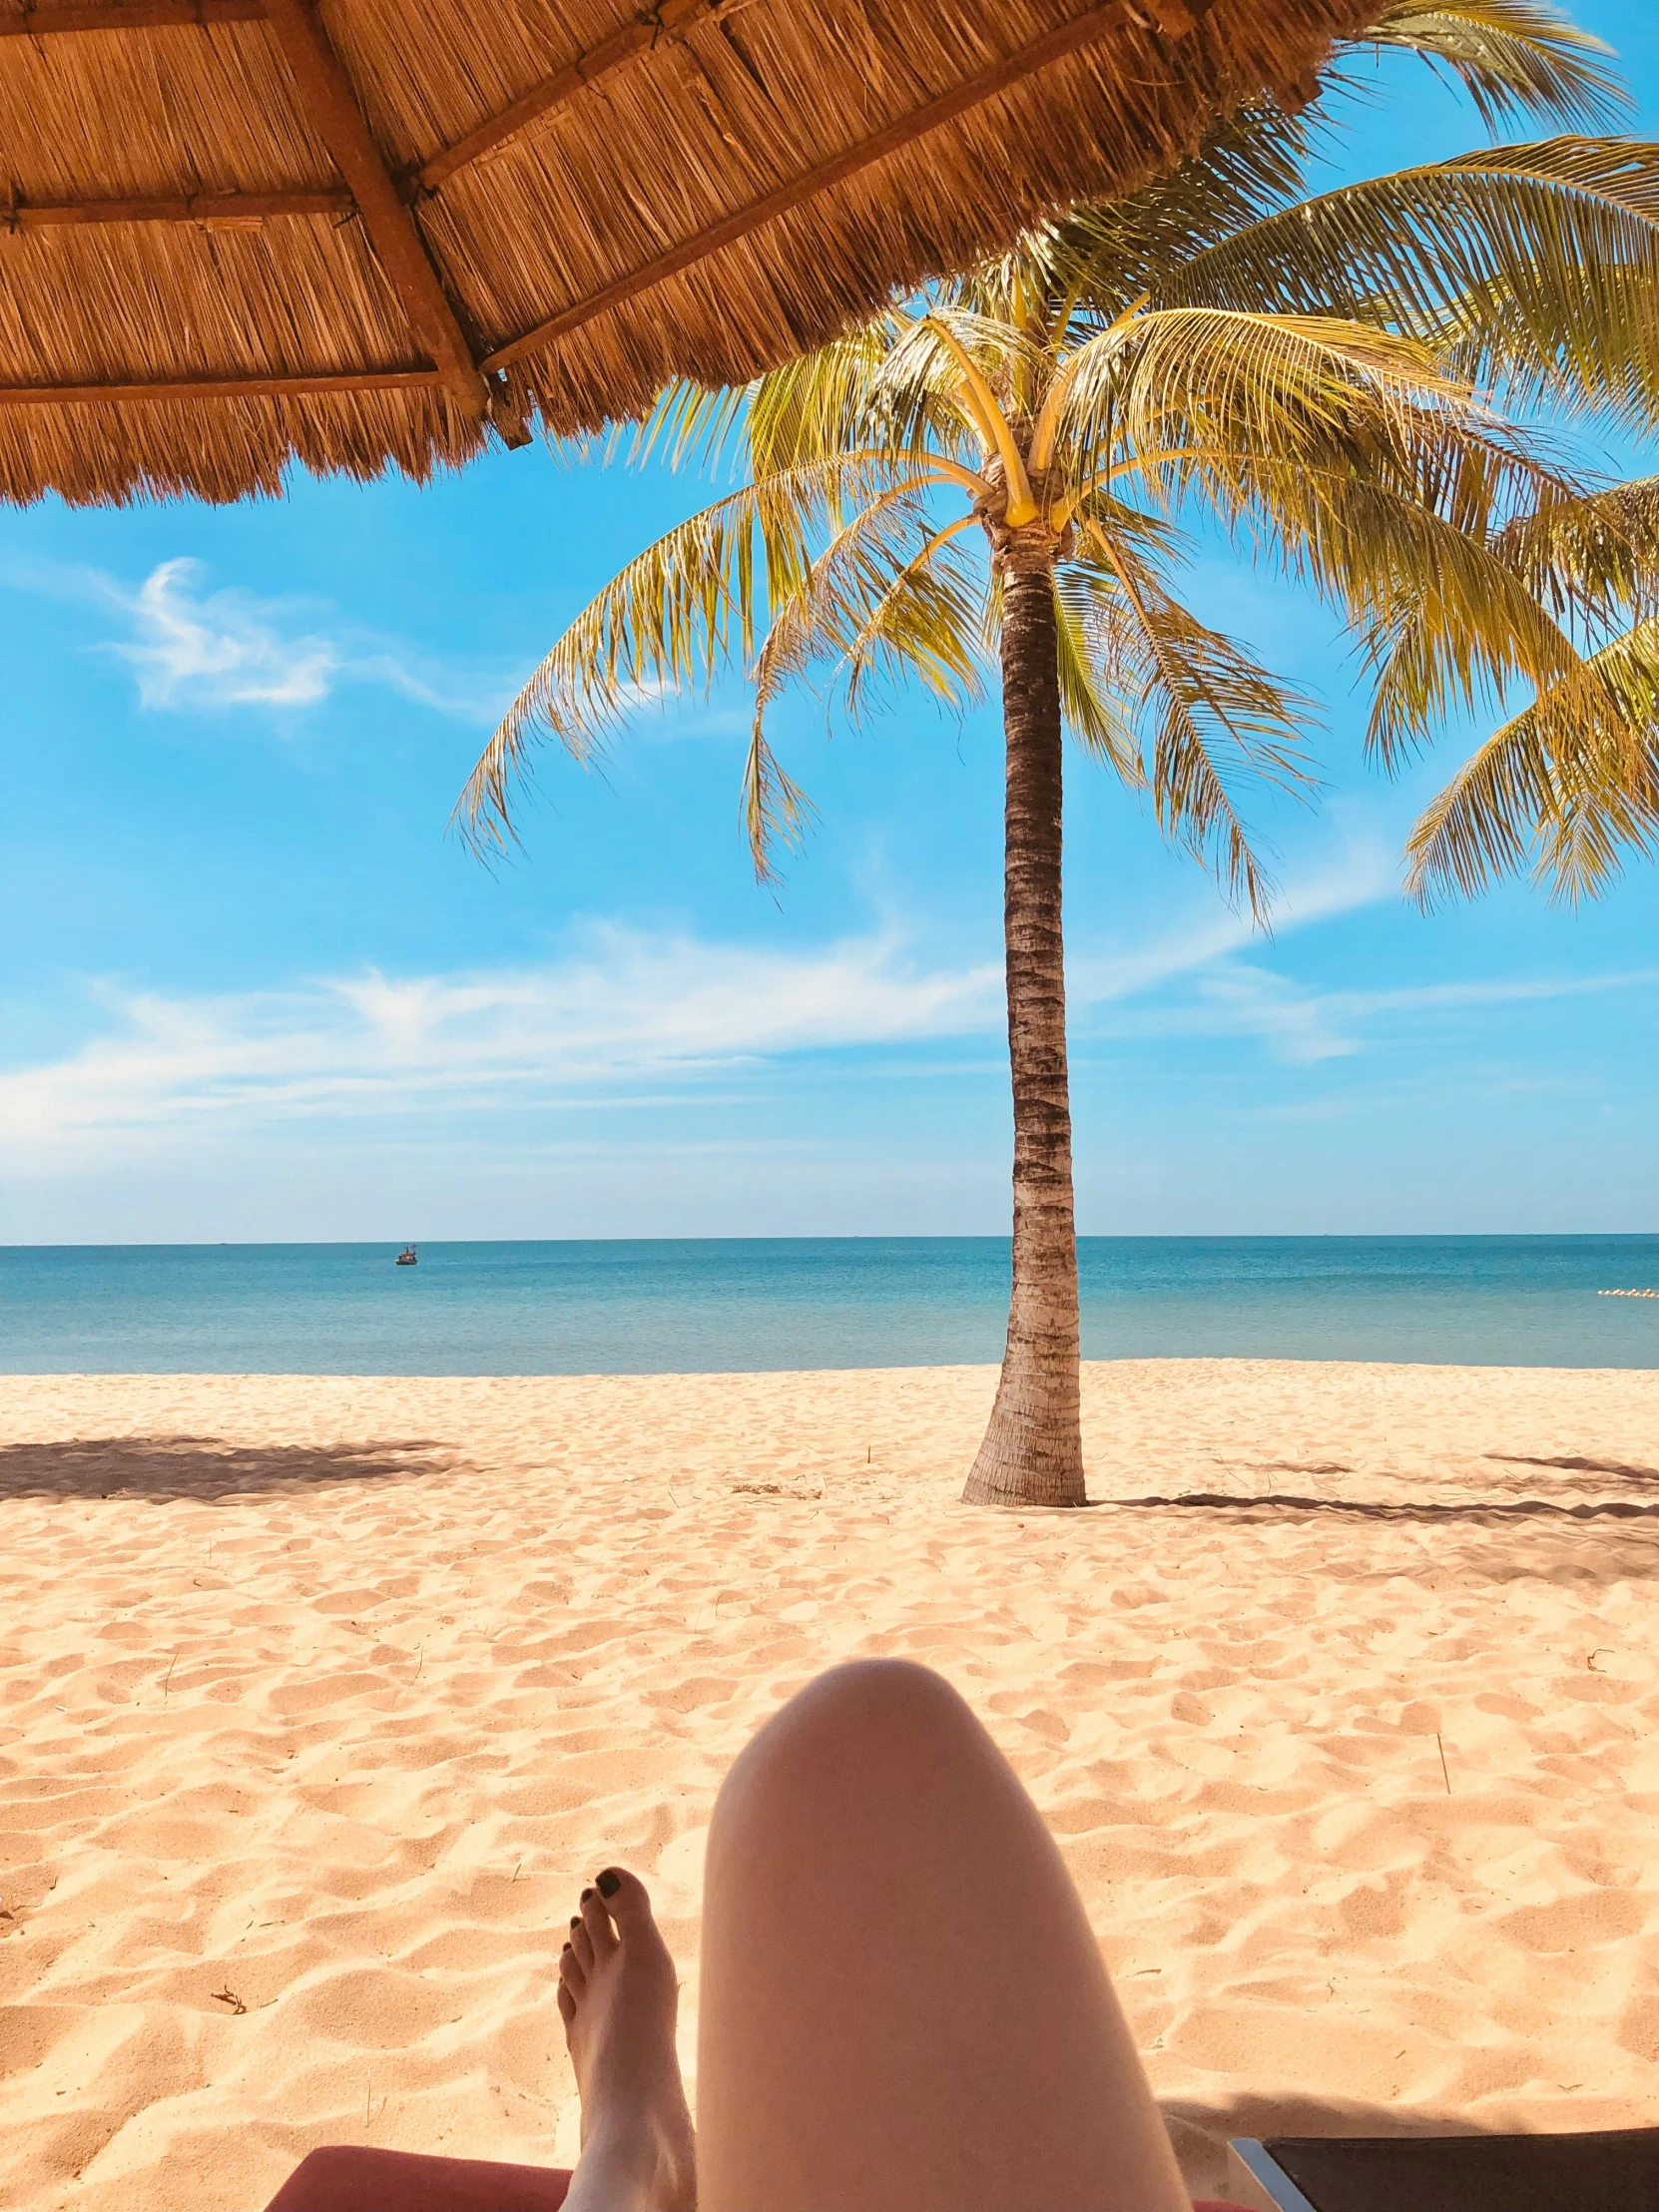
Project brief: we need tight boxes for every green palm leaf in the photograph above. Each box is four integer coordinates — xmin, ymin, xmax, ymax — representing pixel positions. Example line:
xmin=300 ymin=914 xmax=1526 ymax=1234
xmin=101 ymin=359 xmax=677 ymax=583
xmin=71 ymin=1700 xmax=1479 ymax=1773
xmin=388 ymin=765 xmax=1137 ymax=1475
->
xmin=1491 ymin=473 xmax=1659 ymax=627
xmin=1050 ymin=563 xmax=1143 ymax=781
xmin=1081 ymin=524 xmax=1319 ymax=918
xmin=455 ymin=456 xmax=917 ymax=857
xmin=1164 ymin=138 xmax=1659 ymax=425
xmin=1405 ymin=618 xmax=1659 ymax=904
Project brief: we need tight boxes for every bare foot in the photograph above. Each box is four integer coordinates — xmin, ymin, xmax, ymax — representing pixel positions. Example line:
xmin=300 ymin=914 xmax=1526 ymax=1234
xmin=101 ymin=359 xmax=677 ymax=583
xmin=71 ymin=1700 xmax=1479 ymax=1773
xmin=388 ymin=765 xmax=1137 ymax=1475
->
xmin=558 ymin=1867 xmax=697 ymax=2212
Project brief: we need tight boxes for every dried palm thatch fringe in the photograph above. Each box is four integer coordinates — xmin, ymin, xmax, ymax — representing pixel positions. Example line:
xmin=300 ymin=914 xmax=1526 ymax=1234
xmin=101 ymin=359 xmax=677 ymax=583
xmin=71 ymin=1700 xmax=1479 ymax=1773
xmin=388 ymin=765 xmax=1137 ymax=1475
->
xmin=0 ymin=0 xmax=1384 ymax=504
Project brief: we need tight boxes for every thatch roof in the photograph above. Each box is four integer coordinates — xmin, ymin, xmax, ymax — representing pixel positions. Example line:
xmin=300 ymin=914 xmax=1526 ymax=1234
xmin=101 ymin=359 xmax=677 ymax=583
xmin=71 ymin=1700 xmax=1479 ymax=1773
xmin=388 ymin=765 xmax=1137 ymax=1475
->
xmin=0 ymin=0 xmax=1382 ymax=504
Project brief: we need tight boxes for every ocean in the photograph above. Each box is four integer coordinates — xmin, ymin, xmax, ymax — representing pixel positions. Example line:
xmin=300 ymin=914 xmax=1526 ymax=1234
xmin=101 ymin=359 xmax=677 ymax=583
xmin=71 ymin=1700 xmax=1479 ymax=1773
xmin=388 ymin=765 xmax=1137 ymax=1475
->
xmin=0 ymin=1235 xmax=1654 ymax=1375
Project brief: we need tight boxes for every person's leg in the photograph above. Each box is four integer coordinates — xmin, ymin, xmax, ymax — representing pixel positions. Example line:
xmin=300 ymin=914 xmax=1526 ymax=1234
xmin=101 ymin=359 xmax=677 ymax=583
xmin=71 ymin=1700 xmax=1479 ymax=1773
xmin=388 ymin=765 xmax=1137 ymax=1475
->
xmin=697 ymin=1658 xmax=1191 ymax=2212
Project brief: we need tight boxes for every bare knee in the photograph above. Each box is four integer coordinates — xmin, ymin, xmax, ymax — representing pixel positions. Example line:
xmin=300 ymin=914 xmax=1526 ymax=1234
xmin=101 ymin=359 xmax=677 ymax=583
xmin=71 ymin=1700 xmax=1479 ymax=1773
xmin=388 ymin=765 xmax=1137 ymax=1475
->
xmin=712 ymin=1660 xmax=992 ymax=1842
xmin=755 ymin=1658 xmax=976 ymax=1759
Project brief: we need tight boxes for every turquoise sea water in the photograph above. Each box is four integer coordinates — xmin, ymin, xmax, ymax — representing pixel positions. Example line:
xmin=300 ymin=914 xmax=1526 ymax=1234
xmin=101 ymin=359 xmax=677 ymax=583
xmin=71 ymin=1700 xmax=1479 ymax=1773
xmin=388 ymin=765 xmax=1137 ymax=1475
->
xmin=0 ymin=1236 xmax=1654 ymax=1375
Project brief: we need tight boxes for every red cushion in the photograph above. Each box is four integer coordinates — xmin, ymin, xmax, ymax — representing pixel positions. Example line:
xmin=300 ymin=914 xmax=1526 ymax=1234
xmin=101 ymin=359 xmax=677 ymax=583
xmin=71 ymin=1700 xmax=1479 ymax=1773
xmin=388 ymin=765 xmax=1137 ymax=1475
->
xmin=262 ymin=2146 xmax=572 ymax=2209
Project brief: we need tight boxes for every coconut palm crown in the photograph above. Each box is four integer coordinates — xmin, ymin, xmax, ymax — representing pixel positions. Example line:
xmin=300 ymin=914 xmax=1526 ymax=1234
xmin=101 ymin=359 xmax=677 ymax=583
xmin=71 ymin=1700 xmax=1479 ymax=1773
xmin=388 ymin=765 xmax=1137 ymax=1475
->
xmin=460 ymin=1 xmax=1659 ymax=1509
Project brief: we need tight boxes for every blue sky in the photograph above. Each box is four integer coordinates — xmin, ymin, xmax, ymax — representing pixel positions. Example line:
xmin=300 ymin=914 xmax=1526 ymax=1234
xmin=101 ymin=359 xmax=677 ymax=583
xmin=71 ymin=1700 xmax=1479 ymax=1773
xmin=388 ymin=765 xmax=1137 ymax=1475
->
xmin=3 ymin=2 xmax=1656 ymax=1245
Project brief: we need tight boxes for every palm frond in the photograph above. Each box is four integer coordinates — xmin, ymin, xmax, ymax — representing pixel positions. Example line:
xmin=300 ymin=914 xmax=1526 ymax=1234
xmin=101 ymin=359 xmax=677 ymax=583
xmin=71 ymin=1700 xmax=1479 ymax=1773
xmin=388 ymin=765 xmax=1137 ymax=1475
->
xmin=455 ymin=455 xmax=920 ymax=855
xmin=632 ymin=377 xmax=753 ymax=476
xmin=748 ymin=490 xmax=985 ymax=741
xmin=741 ymin=728 xmax=819 ymax=889
xmin=1044 ymin=105 xmax=1322 ymax=328
xmin=1360 ymin=1 xmax=1629 ymax=135
xmin=837 ymin=518 xmax=988 ymax=728
xmin=1540 ymin=735 xmax=1659 ymax=900
xmin=747 ymin=315 xmax=984 ymax=482
xmin=1046 ymin=0 xmax=1627 ymax=334
xmin=1061 ymin=304 xmax=1560 ymax=537
xmin=1050 ymin=562 xmax=1143 ymax=781
xmin=1276 ymin=469 xmax=1585 ymax=768
xmin=1491 ymin=473 xmax=1659 ymax=630
xmin=1164 ymin=139 xmax=1659 ymax=427
xmin=1405 ymin=617 xmax=1659 ymax=904
xmin=1081 ymin=523 xmax=1320 ymax=918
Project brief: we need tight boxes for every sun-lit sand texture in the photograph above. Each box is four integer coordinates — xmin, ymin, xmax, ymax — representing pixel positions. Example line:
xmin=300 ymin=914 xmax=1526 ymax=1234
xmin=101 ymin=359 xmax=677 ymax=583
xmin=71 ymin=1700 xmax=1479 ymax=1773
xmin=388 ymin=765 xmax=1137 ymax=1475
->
xmin=1 ymin=1360 xmax=1657 ymax=2209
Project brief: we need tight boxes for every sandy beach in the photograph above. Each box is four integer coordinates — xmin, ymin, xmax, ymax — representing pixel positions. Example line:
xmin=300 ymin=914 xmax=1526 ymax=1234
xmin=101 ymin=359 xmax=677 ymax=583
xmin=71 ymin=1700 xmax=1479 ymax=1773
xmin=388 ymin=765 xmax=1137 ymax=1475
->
xmin=1 ymin=1358 xmax=1656 ymax=2209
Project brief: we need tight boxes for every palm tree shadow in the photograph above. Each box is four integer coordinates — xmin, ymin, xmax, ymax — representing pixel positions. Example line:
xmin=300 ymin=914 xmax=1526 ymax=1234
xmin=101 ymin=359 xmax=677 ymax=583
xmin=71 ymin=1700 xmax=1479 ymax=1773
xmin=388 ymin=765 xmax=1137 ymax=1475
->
xmin=1487 ymin=1451 xmax=1659 ymax=1482
xmin=1105 ymin=1491 xmax=1659 ymax=1524
xmin=0 ymin=1435 xmax=453 ymax=1503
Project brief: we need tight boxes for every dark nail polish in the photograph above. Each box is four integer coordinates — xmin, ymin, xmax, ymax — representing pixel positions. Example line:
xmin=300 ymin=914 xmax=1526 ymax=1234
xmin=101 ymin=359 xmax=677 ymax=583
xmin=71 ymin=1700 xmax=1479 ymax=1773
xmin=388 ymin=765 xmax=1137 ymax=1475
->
xmin=580 ymin=1887 xmax=595 ymax=1903
xmin=569 ymin=1918 xmax=580 ymax=1930
xmin=597 ymin=1868 xmax=621 ymax=1899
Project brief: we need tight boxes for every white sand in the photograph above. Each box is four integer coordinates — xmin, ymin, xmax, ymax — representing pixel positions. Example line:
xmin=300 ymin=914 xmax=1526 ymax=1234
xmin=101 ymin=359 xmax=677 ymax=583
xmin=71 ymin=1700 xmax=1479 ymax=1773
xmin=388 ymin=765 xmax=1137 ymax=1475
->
xmin=1 ymin=1360 xmax=1656 ymax=2209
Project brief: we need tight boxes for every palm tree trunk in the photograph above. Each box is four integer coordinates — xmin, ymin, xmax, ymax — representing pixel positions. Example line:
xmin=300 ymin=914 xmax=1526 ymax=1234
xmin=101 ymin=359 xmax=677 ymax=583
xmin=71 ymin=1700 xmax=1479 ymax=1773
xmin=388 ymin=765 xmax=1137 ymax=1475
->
xmin=962 ymin=544 xmax=1085 ymax=1508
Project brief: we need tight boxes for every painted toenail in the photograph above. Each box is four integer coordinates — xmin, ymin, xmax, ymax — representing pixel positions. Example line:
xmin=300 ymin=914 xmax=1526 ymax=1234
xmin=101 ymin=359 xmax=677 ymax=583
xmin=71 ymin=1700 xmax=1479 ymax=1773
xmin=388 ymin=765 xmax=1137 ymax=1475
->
xmin=569 ymin=1917 xmax=580 ymax=1930
xmin=597 ymin=1868 xmax=621 ymax=1898
xmin=580 ymin=1887 xmax=595 ymax=1903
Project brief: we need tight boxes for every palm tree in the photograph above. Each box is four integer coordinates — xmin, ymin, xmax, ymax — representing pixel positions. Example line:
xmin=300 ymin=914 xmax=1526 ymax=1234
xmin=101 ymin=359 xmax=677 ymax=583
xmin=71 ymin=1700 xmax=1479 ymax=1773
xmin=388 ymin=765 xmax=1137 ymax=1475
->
xmin=459 ymin=1 xmax=1656 ymax=1509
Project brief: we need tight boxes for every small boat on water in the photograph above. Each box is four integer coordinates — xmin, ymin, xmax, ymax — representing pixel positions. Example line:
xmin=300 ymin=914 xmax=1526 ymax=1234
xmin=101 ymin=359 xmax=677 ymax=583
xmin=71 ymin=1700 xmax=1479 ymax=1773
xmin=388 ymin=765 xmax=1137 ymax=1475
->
xmin=395 ymin=1245 xmax=418 ymax=1267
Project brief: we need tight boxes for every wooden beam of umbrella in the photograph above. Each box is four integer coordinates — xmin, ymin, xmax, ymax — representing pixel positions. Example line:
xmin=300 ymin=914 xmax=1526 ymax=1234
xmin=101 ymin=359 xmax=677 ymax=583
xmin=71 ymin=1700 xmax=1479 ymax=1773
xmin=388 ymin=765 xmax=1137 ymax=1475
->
xmin=258 ymin=0 xmax=504 ymax=429
xmin=0 ymin=0 xmax=1384 ymax=503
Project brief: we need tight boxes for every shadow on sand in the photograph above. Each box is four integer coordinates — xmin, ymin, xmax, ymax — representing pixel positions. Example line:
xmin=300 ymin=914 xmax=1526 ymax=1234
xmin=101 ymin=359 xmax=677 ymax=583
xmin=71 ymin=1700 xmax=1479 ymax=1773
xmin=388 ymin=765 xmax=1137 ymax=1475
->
xmin=1105 ymin=1490 xmax=1659 ymax=1524
xmin=1486 ymin=1450 xmax=1659 ymax=1482
xmin=0 ymin=1434 xmax=451 ymax=1503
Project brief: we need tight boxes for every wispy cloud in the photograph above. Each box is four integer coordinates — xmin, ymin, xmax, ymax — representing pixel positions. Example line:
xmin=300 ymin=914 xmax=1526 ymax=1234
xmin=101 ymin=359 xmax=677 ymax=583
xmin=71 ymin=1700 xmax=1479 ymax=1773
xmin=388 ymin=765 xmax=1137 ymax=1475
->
xmin=1068 ymin=832 xmax=1400 ymax=1008
xmin=9 ymin=554 xmax=511 ymax=724
xmin=1 ymin=551 xmax=772 ymax=741
xmin=4 ymin=843 xmax=1573 ymax=1167
xmin=115 ymin=560 xmax=338 ymax=710
xmin=0 ymin=927 xmax=1002 ymax=1161
xmin=1109 ymin=957 xmax=1659 ymax=1063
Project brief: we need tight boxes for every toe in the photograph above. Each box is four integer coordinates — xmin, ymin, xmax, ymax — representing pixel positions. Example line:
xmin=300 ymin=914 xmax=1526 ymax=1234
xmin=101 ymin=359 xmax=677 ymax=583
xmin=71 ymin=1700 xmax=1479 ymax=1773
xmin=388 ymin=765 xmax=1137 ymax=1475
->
xmin=570 ymin=1916 xmax=596 ymax=1970
xmin=595 ymin=1866 xmax=653 ymax=1933
xmin=580 ymin=1886 xmax=620 ymax=1956
xmin=556 ymin=1982 xmax=576 ymax=2027
xmin=558 ymin=1941 xmax=586 ymax=1995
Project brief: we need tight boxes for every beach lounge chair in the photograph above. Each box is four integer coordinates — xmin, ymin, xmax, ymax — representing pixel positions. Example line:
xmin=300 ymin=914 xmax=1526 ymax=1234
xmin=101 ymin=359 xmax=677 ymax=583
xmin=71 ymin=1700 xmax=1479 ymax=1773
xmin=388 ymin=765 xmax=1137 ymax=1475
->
xmin=263 ymin=2124 xmax=1659 ymax=2209
xmin=1226 ymin=2126 xmax=1659 ymax=2212
xmin=262 ymin=2146 xmax=1258 ymax=2208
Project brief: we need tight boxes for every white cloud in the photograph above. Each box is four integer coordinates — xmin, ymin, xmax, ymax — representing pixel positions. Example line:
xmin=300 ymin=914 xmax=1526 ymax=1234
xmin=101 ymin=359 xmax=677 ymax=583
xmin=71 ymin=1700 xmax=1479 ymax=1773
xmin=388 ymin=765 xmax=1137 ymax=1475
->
xmin=114 ymin=559 xmax=338 ymax=709
xmin=1331 ymin=968 xmax=1659 ymax=1018
xmin=41 ymin=558 xmax=760 ymax=733
xmin=4 ymin=554 xmax=512 ymax=724
xmin=24 ymin=805 xmax=1641 ymax=1199
xmin=0 ymin=832 xmax=1437 ymax=1170
xmin=91 ymin=562 xmax=760 ymax=733
xmin=0 ymin=834 xmax=1536 ymax=1170
xmin=1110 ymin=957 xmax=1659 ymax=1063
xmin=1194 ymin=965 xmax=1360 ymax=1062
xmin=0 ymin=927 xmax=1003 ymax=1163
xmin=1067 ymin=830 xmax=1400 ymax=1014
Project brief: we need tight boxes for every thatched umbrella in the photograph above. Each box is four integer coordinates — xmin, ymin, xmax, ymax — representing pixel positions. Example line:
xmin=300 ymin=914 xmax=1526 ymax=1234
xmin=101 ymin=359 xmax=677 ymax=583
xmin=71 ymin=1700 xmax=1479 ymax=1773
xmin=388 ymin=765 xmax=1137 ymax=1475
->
xmin=0 ymin=0 xmax=1378 ymax=503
